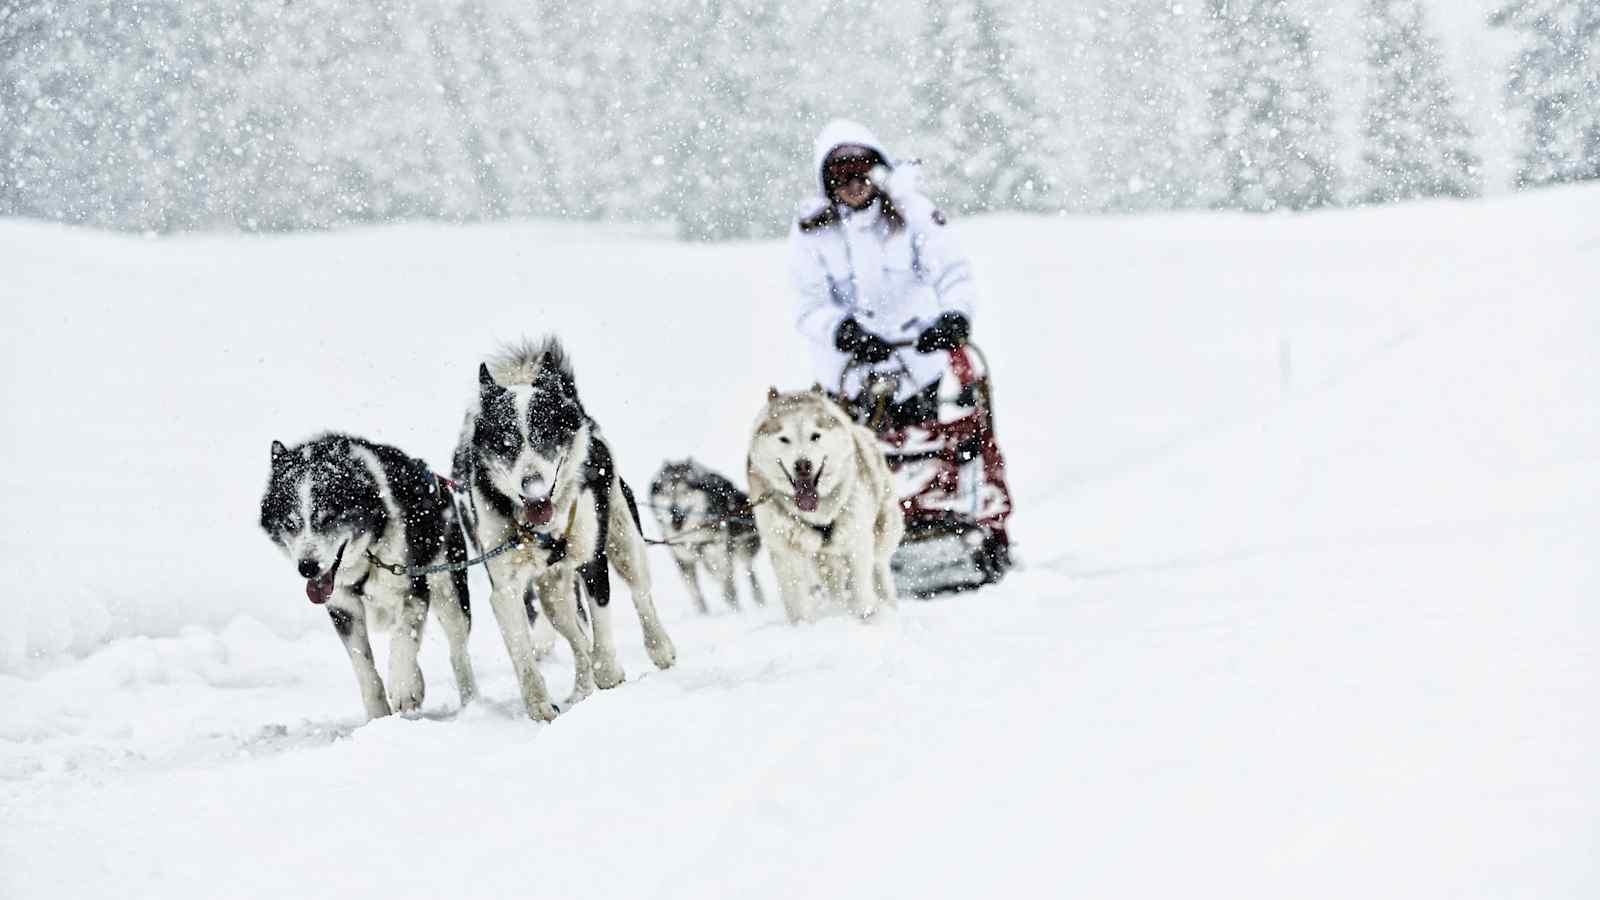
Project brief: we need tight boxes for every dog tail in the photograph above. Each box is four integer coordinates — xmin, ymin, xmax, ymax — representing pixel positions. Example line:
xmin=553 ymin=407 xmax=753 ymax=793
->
xmin=488 ymin=335 xmax=572 ymax=386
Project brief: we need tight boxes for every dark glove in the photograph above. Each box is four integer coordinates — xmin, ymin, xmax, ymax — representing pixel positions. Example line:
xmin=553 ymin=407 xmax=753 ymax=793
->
xmin=914 ymin=312 xmax=970 ymax=353
xmin=834 ymin=318 xmax=895 ymax=364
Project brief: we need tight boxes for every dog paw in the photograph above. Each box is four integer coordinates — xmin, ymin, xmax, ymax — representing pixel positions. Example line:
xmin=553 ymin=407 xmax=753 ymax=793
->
xmin=856 ymin=603 xmax=896 ymax=624
xmin=526 ymin=700 xmax=560 ymax=722
xmin=564 ymin=681 xmax=595 ymax=708
xmin=645 ymin=635 xmax=677 ymax=670
xmin=594 ymin=659 xmax=625 ymax=690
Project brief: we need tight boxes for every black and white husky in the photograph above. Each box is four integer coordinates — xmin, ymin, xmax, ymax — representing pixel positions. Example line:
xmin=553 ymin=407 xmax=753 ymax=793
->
xmin=456 ymin=337 xmax=675 ymax=721
xmin=648 ymin=459 xmax=766 ymax=614
xmin=259 ymin=434 xmax=476 ymax=720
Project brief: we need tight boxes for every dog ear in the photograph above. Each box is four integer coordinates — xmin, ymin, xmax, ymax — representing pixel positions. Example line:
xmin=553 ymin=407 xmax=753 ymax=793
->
xmin=556 ymin=399 xmax=584 ymax=434
xmin=767 ymin=386 xmax=780 ymax=401
xmin=478 ymin=363 xmax=497 ymax=389
xmin=271 ymin=440 xmax=289 ymax=463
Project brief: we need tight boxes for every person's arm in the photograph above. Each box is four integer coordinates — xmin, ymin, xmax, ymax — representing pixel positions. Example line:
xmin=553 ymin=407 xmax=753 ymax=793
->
xmin=913 ymin=207 xmax=977 ymax=320
xmin=790 ymin=223 xmax=848 ymax=346
xmin=907 ymin=203 xmax=977 ymax=352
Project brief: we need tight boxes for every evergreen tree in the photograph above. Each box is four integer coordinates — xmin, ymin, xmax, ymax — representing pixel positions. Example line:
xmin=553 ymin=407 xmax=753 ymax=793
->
xmin=913 ymin=0 xmax=1052 ymax=214
xmin=0 ymin=0 xmax=49 ymax=216
xmin=264 ymin=0 xmax=465 ymax=228
xmin=422 ymin=0 xmax=512 ymax=221
xmin=647 ymin=0 xmax=811 ymax=241
xmin=534 ymin=1 xmax=660 ymax=223
xmin=1085 ymin=1 xmax=1199 ymax=212
xmin=1362 ymin=0 xmax=1481 ymax=201
xmin=1490 ymin=0 xmax=1600 ymax=186
xmin=1200 ymin=0 xmax=1340 ymax=212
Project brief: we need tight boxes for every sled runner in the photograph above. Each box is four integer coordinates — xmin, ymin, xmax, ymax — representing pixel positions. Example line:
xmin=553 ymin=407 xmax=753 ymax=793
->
xmin=837 ymin=343 xmax=1013 ymax=598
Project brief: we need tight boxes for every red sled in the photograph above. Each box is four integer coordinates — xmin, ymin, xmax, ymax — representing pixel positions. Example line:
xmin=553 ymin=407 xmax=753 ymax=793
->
xmin=838 ymin=344 xmax=1014 ymax=597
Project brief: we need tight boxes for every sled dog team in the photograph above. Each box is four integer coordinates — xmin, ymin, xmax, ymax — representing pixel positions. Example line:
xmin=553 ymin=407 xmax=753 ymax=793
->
xmin=259 ymin=336 xmax=901 ymax=721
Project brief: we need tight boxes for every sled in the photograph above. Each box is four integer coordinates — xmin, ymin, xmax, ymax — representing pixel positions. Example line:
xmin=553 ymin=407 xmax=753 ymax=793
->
xmin=838 ymin=343 xmax=1013 ymax=598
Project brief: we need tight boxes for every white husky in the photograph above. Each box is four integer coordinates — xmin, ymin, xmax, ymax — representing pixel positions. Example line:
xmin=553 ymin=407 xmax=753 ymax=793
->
xmin=746 ymin=387 xmax=903 ymax=622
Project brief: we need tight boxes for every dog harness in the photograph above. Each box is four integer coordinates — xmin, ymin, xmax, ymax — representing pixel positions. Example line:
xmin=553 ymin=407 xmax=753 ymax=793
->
xmin=365 ymin=477 xmax=578 ymax=578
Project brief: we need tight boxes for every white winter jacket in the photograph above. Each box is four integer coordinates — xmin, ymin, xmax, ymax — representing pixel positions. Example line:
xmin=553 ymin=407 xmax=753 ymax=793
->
xmin=789 ymin=120 xmax=978 ymax=400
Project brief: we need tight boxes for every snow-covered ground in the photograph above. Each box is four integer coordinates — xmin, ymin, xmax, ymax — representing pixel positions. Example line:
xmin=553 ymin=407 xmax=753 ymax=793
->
xmin=2 ymin=188 xmax=1596 ymax=898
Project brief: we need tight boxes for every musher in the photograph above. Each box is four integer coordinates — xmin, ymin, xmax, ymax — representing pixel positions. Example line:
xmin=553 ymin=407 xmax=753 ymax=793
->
xmin=787 ymin=118 xmax=1015 ymax=583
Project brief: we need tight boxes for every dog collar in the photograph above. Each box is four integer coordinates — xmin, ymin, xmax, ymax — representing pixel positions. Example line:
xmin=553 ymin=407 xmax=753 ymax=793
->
xmin=808 ymin=521 xmax=835 ymax=545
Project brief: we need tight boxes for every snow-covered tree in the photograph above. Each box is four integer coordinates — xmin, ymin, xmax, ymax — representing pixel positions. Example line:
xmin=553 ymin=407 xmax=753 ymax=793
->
xmin=1082 ymin=2 xmax=1200 ymax=212
xmin=646 ymin=0 xmax=813 ymax=241
xmin=0 ymin=0 xmax=49 ymax=216
xmin=1490 ymin=0 xmax=1600 ymax=187
xmin=1200 ymin=0 xmax=1340 ymax=212
xmin=1362 ymin=0 xmax=1481 ymax=202
xmin=0 ymin=0 xmax=1560 ymax=235
xmin=535 ymin=2 xmax=661 ymax=223
xmin=913 ymin=0 xmax=1052 ymax=214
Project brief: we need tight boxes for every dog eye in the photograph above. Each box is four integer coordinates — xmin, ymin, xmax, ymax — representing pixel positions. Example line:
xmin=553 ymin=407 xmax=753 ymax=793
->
xmin=778 ymin=436 xmax=790 ymax=445
xmin=284 ymin=516 xmax=301 ymax=532
xmin=810 ymin=432 xmax=821 ymax=442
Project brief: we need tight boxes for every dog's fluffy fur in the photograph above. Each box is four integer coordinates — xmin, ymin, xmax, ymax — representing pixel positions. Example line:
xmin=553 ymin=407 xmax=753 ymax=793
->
xmin=456 ymin=337 xmax=675 ymax=720
xmin=259 ymin=434 xmax=476 ymax=720
xmin=648 ymin=459 xmax=766 ymax=614
xmin=747 ymin=388 xmax=903 ymax=622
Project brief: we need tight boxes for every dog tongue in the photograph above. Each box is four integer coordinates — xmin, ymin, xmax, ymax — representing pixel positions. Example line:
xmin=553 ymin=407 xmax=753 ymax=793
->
xmin=794 ymin=485 xmax=819 ymax=512
xmin=524 ymin=498 xmax=554 ymax=527
xmin=306 ymin=569 xmax=336 ymax=605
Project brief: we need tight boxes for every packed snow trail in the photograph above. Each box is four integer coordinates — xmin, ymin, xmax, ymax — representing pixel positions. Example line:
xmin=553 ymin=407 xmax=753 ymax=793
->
xmin=2 ymin=187 xmax=1597 ymax=898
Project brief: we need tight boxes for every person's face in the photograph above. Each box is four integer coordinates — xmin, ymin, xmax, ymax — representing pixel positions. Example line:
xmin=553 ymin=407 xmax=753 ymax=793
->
xmin=834 ymin=174 xmax=876 ymax=210
xmin=825 ymin=152 xmax=879 ymax=210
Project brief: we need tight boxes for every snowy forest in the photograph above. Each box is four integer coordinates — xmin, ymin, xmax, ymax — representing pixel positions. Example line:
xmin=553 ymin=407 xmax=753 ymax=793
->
xmin=0 ymin=0 xmax=1595 ymax=239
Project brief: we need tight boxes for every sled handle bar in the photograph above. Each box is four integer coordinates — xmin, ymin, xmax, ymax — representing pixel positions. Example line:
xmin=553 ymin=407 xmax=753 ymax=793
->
xmin=836 ymin=340 xmax=990 ymax=393
xmin=836 ymin=341 xmax=994 ymax=432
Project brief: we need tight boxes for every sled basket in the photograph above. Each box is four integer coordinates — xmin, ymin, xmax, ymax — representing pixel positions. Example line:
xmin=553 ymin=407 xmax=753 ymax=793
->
xmin=837 ymin=343 xmax=1014 ymax=598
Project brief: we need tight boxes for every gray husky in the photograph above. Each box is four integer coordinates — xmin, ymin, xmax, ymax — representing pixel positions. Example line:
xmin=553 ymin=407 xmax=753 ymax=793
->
xmin=455 ymin=337 xmax=675 ymax=721
xmin=259 ymin=434 xmax=476 ymax=720
xmin=648 ymin=459 xmax=766 ymax=614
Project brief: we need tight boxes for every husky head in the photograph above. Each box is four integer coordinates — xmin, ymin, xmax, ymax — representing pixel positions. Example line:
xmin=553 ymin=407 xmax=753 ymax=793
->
xmin=749 ymin=387 xmax=855 ymax=513
xmin=259 ymin=435 xmax=387 ymax=605
xmin=471 ymin=338 xmax=590 ymax=530
xmin=650 ymin=459 xmax=712 ymax=534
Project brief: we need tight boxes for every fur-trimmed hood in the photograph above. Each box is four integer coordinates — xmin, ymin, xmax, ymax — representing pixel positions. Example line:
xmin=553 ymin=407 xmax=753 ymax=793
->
xmin=812 ymin=119 xmax=893 ymax=196
xmin=805 ymin=119 xmax=924 ymax=215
